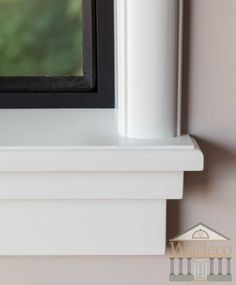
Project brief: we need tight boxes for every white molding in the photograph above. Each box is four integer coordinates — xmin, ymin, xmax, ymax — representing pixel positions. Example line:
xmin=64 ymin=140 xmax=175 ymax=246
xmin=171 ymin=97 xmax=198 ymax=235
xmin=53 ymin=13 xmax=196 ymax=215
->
xmin=0 ymin=0 xmax=204 ymax=255
xmin=0 ymin=172 xmax=184 ymax=200
xmin=116 ymin=0 xmax=180 ymax=139
xmin=0 ymin=200 xmax=166 ymax=255
xmin=0 ymin=137 xmax=203 ymax=172
xmin=0 ymin=112 xmax=203 ymax=254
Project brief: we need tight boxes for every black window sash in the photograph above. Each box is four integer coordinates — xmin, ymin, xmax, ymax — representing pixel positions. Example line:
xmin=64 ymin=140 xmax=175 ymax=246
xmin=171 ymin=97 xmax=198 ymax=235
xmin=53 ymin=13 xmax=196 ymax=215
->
xmin=0 ymin=0 xmax=114 ymax=108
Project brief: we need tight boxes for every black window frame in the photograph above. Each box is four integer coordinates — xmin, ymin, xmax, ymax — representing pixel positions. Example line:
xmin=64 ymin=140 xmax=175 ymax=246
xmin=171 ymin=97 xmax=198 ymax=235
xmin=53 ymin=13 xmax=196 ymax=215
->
xmin=0 ymin=0 xmax=114 ymax=108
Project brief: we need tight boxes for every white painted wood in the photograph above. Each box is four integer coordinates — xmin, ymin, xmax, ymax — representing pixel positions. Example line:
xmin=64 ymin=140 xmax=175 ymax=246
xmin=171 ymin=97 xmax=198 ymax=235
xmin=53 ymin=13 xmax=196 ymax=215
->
xmin=0 ymin=172 xmax=183 ymax=200
xmin=0 ymin=200 xmax=166 ymax=255
xmin=0 ymin=110 xmax=204 ymax=172
xmin=116 ymin=0 xmax=180 ymax=138
xmin=0 ymin=132 xmax=202 ymax=255
xmin=0 ymin=0 xmax=204 ymax=256
xmin=0 ymin=112 xmax=203 ymax=172
xmin=0 ymin=109 xmax=193 ymax=149
xmin=0 ymin=109 xmax=204 ymax=255
xmin=0 ymin=134 xmax=202 ymax=255
xmin=0 ymin=109 xmax=119 ymax=147
xmin=0 ymin=144 xmax=203 ymax=172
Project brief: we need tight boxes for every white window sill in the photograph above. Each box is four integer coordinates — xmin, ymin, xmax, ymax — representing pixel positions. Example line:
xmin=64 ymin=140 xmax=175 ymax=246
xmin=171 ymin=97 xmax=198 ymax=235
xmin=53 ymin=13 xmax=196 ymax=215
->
xmin=0 ymin=108 xmax=203 ymax=199
xmin=0 ymin=108 xmax=192 ymax=148
xmin=0 ymin=109 xmax=203 ymax=255
xmin=0 ymin=0 xmax=202 ymax=256
xmin=0 ymin=109 xmax=202 ymax=170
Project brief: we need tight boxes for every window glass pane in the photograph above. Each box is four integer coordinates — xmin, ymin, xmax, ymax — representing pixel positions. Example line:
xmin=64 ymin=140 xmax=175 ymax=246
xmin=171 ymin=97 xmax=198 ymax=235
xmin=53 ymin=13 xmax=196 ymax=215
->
xmin=0 ymin=0 xmax=83 ymax=76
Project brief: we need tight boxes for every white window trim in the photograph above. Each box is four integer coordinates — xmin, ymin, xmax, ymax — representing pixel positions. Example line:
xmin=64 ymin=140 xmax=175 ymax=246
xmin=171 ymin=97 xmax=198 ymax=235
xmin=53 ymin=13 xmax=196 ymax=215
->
xmin=0 ymin=0 xmax=203 ymax=255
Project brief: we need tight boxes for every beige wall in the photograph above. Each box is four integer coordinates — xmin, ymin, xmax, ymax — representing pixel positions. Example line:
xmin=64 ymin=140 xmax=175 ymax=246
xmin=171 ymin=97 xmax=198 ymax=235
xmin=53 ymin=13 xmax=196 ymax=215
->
xmin=0 ymin=0 xmax=235 ymax=284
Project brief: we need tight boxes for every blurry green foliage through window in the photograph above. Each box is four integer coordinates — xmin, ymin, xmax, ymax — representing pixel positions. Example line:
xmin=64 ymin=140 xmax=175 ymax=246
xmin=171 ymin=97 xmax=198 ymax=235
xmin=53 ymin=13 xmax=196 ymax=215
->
xmin=0 ymin=0 xmax=83 ymax=76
